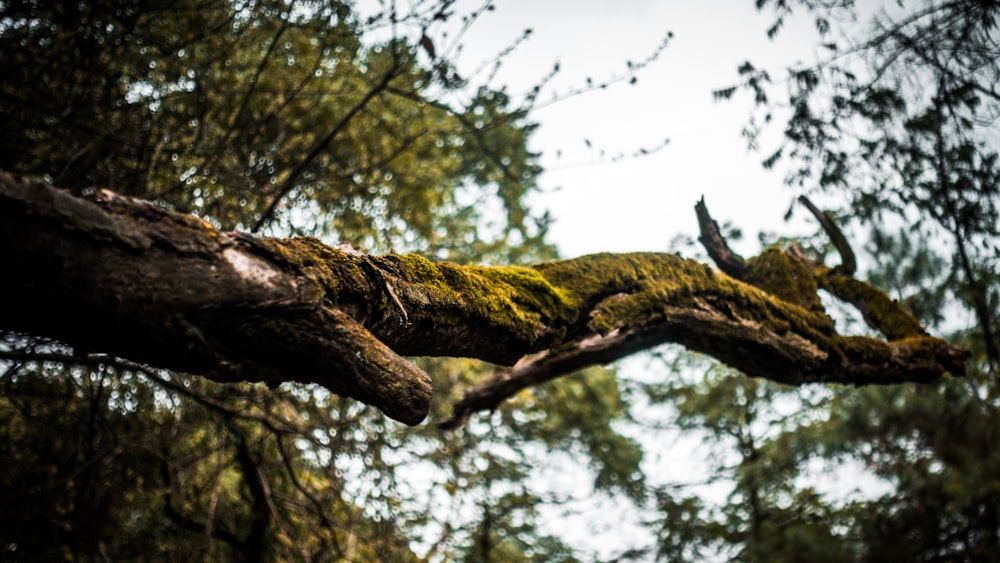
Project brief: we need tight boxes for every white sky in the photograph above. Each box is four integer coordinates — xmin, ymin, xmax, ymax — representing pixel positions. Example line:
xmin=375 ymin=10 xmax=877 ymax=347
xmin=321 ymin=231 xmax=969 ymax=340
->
xmin=446 ymin=0 xmax=831 ymax=258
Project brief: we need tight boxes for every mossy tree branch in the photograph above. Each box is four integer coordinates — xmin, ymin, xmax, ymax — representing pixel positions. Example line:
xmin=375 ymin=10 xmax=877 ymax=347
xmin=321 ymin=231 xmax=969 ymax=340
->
xmin=0 ymin=171 xmax=969 ymax=426
xmin=694 ymin=196 xmax=746 ymax=278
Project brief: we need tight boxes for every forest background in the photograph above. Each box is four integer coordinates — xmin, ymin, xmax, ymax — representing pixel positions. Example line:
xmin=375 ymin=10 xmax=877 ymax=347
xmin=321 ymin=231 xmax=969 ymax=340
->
xmin=0 ymin=0 xmax=997 ymax=560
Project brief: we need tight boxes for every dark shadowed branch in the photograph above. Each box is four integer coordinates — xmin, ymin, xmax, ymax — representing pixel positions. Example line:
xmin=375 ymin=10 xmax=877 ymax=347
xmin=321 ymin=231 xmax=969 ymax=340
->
xmin=694 ymin=196 xmax=746 ymax=278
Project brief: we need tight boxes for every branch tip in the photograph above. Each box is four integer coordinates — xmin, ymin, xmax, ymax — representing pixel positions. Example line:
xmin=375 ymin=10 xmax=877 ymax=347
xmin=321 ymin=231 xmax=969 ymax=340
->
xmin=798 ymin=195 xmax=856 ymax=275
xmin=695 ymin=197 xmax=747 ymax=278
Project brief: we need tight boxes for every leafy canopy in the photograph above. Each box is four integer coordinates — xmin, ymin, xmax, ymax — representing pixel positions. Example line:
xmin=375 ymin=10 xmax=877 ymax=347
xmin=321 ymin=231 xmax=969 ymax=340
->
xmin=0 ymin=0 xmax=647 ymax=559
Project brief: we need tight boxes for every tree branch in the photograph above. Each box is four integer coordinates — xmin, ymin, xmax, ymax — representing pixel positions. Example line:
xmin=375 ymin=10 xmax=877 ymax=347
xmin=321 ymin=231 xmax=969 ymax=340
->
xmin=0 ymin=171 xmax=969 ymax=426
xmin=797 ymin=195 xmax=856 ymax=275
xmin=694 ymin=196 xmax=746 ymax=278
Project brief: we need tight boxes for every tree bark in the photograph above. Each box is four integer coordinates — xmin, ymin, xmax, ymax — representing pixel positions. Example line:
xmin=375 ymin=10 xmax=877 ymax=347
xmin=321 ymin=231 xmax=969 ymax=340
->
xmin=0 ymin=171 xmax=969 ymax=425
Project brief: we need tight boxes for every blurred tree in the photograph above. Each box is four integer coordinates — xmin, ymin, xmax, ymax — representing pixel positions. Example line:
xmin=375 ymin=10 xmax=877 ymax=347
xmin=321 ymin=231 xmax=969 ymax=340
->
xmin=729 ymin=0 xmax=998 ymax=371
xmin=0 ymin=0 xmax=550 ymax=257
xmin=649 ymin=365 xmax=854 ymax=562
xmin=650 ymin=0 xmax=1000 ymax=559
xmin=0 ymin=0 xmax=642 ymax=559
xmin=0 ymin=0 xmax=984 ymax=560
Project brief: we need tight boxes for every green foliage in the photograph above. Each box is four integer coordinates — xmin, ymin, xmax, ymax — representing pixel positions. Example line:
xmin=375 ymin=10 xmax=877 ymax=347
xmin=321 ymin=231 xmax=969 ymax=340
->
xmin=648 ymin=3 xmax=1000 ymax=559
xmin=0 ymin=367 xmax=161 ymax=559
xmin=646 ymin=364 xmax=857 ymax=562
xmin=4 ymin=0 xmax=998 ymax=560
xmin=505 ymin=367 xmax=646 ymax=503
xmin=407 ymin=359 xmax=644 ymax=560
xmin=0 ymin=0 xmax=650 ymax=559
xmin=0 ymin=350 xmax=647 ymax=559
xmin=745 ymin=0 xmax=1000 ymax=363
xmin=865 ymin=227 xmax=951 ymax=329
xmin=0 ymin=0 xmax=552 ymax=259
xmin=821 ymin=376 xmax=1000 ymax=560
xmin=0 ymin=364 xmax=422 ymax=560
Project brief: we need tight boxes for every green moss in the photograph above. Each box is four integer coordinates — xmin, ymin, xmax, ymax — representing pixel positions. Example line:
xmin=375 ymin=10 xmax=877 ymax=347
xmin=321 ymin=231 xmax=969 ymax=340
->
xmin=387 ymin=253 xmax=442 ymax=287
xmin=242 ymin=241 xmax=845 ymax=357
xmin=821 ymin=273 xmax=926 ymax=340
xmin=380 ymin=255 xmax=576 ymax=339
xmin=742 ymin=248 xmax=823 ymax=312
xmin=247 ymin=237 xmax=368 ymax=303
xmin=535 ymin=252 xmax=704 ymax=300
xmin=471 ymin=265 xmax=575 ymax=321
xmin=531 ymin=252 xmax=832 ymax=340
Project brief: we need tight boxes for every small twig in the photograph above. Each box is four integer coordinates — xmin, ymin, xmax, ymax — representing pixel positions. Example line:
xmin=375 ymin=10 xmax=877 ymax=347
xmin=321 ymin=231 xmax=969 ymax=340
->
xmin=382 ymin=278 xmax=409 ymax=326
xmin=361 ymin=256 xmax=410 ymax=326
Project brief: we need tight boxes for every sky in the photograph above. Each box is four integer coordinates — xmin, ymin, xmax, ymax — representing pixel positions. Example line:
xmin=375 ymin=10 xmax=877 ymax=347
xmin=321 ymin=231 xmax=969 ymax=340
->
xmin=443 ymin=0 xmax=833 ymax=259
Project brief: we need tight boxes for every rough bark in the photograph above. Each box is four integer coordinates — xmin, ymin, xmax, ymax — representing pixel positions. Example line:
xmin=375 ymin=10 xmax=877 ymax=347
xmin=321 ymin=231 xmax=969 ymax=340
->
xmin=0 ymin=171 xmax=970 ymax=425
